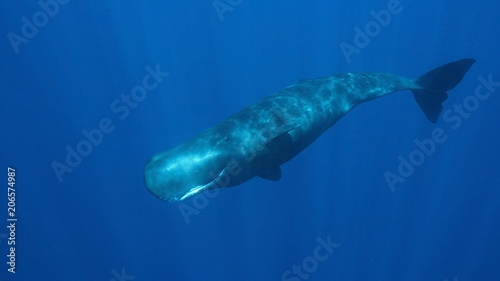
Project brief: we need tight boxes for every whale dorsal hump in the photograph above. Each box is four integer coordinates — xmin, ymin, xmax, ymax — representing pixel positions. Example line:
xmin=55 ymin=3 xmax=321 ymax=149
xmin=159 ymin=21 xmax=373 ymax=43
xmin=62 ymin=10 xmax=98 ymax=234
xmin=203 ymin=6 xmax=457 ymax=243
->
xmin=258 ymin=166 xmax=282 ymax=181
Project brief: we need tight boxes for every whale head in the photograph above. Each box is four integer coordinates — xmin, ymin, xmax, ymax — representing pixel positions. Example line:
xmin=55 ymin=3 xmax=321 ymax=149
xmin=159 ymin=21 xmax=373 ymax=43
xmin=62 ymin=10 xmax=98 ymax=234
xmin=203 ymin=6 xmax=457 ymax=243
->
xmin=143 ymin=139 xmax=230 ymax=202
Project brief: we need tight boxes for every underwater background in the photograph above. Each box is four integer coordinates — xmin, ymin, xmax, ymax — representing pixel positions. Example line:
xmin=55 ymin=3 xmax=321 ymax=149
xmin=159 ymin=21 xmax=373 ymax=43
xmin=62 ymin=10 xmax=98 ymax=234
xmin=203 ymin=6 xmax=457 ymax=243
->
xmin=1 ymin=0 xmax=500 ymax=280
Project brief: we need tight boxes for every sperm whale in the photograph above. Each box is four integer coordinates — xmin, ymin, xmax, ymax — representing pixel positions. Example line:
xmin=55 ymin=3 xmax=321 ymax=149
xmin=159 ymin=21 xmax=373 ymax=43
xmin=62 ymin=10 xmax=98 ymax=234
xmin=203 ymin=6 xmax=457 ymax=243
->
xmin=144 ymin=59 xmax=476 ymax=202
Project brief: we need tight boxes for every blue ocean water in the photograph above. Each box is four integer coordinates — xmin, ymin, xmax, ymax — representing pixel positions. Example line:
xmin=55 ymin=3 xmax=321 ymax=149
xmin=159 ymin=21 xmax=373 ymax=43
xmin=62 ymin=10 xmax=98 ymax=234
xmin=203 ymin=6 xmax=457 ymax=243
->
xmin=1 ymin=1 xmax=499 ymax=280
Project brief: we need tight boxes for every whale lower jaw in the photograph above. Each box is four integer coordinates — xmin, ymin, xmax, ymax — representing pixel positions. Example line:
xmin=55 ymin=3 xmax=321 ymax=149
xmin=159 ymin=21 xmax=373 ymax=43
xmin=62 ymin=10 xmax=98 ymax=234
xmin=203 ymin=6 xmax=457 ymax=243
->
xmin=180 ymin=184 xmax=210 ymax=201
xmin=179 ymin=169 xmax=226 ymax=201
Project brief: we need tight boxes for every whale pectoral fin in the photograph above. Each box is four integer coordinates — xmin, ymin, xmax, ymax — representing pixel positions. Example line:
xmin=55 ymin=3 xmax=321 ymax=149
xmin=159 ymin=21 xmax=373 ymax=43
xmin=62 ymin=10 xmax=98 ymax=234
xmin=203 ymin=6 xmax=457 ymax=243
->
xmin=264 ymin=126 xmax=300 ymax=153
xmin=285 ymin=125 xmax=302 ymax=142
xmin=270 ymin=124 xmax=301 ymax=143
xmin=258 ymin=166 xmax=282 ymax=181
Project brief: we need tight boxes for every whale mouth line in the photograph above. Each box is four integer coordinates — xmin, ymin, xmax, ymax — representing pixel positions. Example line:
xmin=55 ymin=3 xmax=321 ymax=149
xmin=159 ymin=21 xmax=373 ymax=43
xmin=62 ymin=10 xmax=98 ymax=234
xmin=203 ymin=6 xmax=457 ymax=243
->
xmin=179 ymin=169 xmax=226 ymax=201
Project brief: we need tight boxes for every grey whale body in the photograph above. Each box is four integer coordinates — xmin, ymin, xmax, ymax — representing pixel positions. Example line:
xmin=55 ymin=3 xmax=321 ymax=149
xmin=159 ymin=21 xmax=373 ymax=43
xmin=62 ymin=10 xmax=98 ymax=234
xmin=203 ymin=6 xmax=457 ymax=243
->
xmin=144 ymin=59 xmax=475 ymax=202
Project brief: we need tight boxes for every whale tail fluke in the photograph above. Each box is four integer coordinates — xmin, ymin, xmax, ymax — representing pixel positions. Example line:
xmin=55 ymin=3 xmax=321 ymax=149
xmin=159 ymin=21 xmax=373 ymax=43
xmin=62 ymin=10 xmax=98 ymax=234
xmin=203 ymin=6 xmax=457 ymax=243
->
xmin=412 ymin=58 xmax=476 ymax=123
